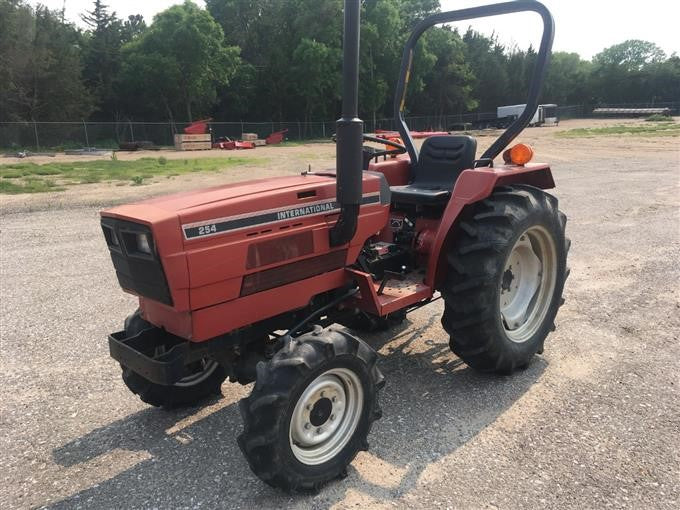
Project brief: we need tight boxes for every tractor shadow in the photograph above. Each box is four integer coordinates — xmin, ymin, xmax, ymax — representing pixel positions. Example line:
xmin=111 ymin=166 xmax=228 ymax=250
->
xmin=49 ymin=307 xmax=547 ymax=508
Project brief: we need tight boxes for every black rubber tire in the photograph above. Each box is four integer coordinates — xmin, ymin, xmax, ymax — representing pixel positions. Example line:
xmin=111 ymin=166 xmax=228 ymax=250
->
xmin=238 ymin=326 xmax=384 ymax=493
xmin=120 ymin=310 xmax=227 ymax=408
xmin=441 ymin=185 xmax=569 ymax=374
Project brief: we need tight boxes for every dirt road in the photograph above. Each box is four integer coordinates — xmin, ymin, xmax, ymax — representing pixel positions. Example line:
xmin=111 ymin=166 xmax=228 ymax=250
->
xmin=1 ymin=124 xmax=679 ymax=508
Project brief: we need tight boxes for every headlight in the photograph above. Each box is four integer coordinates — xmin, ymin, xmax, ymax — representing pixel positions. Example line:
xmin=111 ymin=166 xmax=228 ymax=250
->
xmin=136 ymin=233 xmax=152 ymax=254
xmin=102 ymin=224 xmax=119 ymax=247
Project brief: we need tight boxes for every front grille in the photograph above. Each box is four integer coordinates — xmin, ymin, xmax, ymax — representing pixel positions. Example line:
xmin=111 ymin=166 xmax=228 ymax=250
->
xmin=101 ymin=217 xmax=173 ymax=305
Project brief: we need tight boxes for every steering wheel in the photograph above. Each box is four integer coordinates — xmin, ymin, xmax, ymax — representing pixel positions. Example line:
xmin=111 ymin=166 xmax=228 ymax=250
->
xmin=361 ymin=134 xmax=407 ymax=162
xmin=331 ymin=133 xmax=408 ymax=164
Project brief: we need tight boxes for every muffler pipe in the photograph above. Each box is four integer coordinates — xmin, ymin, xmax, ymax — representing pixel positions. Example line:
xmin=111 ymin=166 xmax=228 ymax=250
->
xmin=330 ymin=0 xmax=363 ymax=247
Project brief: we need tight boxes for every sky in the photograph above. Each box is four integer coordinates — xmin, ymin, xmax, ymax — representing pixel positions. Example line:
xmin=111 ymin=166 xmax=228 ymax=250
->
xmin=35 ymin=0 xmax=680 ymax=60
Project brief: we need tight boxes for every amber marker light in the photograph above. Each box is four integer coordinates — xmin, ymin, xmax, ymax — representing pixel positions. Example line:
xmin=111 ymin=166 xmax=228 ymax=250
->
xmin=507 ymin=143 xmax=534 ymax=166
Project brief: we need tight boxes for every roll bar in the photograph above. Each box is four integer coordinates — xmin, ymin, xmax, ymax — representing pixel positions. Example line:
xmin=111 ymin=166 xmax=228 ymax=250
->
xmin=393 ymin=1 xmax=555 ymax=164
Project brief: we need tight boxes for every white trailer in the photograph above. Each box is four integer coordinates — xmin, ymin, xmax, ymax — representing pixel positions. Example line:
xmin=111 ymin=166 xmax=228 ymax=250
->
xmin=541 ymin=104 xmax=558 ymax=126
xmin=496 ymin=104 xmax=558 ymax=126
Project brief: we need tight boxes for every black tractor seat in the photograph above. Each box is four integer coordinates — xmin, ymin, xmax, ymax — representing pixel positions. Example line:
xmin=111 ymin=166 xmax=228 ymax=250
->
xmin=390 ymin=135 xmax=477 ymax=205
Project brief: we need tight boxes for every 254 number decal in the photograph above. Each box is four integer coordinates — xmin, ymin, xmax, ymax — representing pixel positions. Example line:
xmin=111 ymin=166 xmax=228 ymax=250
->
xmin=197 ymin=224 xmax=217 ymax=236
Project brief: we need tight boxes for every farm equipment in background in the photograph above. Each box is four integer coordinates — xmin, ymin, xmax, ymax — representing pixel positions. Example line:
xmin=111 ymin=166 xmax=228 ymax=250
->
xmin=183 ymin=118 xmax=212 ymax=134
xmin=212 ymin=137 xmax=255 ymax=150
xmin=497 ymin=104 xmax=559 ymax=127
xmin=212 ymin=130 xmax=287 ymax=149
xmin=99 ymin=0 xmax=568 ymax=493
xmin=266 ymin=129 xmax=288 ymax=145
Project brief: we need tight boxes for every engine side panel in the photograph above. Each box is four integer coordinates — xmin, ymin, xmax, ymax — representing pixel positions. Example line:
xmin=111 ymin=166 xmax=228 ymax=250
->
xmin=102 ymin=172 xmax=390 ymax=341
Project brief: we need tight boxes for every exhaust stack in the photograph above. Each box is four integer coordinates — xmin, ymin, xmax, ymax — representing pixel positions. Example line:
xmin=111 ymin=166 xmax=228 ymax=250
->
xmin=329 ymin=0 xmax=363 ymax=247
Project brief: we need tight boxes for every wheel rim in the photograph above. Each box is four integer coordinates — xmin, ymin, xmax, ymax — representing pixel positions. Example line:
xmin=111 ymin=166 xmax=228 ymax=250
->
xmin=174 ymin=359 xmax=219 ymax=387
xmin=500 ymin=225 xmax=557 ymax=343
xmin=289 ymin=367 xmax=364 ymax=466
xmin=152 ymin=344 xmax=219 ymax=387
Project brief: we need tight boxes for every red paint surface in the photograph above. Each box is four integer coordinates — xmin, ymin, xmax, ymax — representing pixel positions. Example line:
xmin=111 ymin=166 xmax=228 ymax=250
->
xmin=348 ymin=268 xmax=433 ymax=315
xmin=367 ymin=155 xmax=410 ymax=186
xmin=266 ymin=130 xmax=288 ymax=145
xmin=102 ymin=172 xmax=388 ymax=341
xmin=103 ymin=154 xmax=554 ymax=342
xmin=425 ymin=163 xmax=554 ymax=287
xmin=184 ymin=119 xmax=211 ymax=134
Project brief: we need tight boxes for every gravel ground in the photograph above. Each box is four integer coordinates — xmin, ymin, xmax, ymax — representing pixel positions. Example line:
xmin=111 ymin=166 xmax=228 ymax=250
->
xmin=1 ymin=127 xmax=679 ymax=509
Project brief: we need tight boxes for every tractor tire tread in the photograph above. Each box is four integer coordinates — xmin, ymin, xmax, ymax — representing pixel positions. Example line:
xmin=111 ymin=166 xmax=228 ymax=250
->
xmin=237 ymin=327 xmax=383 ymax=493
xmin=441 ymin=185 xmax=568 ymax=374
xmin=119 ymin=310 xmax=227 ymax=408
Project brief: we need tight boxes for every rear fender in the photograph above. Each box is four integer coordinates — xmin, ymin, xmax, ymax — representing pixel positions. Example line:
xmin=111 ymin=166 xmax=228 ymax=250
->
xmin=426 ymin=164 xmax=554 ymax=288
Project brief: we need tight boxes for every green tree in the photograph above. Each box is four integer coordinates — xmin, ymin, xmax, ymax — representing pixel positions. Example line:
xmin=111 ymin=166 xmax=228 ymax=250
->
xmin=118 ymin=1 xmax=240 ymax=121
xmin=643 ymin=56 xmax=680 ymax=103
xmin=462 ymin=30 xmax=509 ymax=112
xmin=81 ymin=1 xmax=123 ymax=119
xmin=414 ymin=27 xmax=476 ymax=127
xmin=542 ymin=52 xmax=592 ymax=105
xmin=591 ymin=40 xmax=668 ymax=104
xmin=292 ymin=38 xmax=340 ymax=126
xmin=359 ymin=0 xmax=403 ymax=126
xmin=594 ymin=40 xmax=666 ymax=71
xmin=0 ymin=1 xmax=92 ymax=121
xmin=208 ymin=0 xmax=343 ymax=121
xmin=121 ymin=14 xmax=146 ymax=42
xmin=80 ymin=2 xmax=146 ymax=120
xmin=398 ymin=0 xmax=439 ymax=29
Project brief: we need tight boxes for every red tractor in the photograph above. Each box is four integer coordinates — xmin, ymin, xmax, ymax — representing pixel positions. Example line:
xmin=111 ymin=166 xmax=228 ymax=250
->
xmin=101 ymin=0 xmax=567 ymax=493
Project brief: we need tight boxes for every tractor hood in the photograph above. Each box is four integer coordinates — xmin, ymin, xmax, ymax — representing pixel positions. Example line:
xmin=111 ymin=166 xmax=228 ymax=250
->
xmin=101 ymin=171 xmax=389 ymax=249
xmin=99 ymin=171 xmax=389 ymax=323
xmin=133 ymin=174 xmax=338 ymax=213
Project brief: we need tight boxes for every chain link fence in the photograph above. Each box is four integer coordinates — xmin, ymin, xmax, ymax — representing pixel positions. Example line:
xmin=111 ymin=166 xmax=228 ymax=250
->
xmin=1 ymin=102 xmax=677 ymax=151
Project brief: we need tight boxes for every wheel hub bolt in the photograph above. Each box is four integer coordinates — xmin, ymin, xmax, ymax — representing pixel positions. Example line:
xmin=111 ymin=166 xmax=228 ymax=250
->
xmin=332 ymin=396 xmax=337 ymax=403
xmin=320 ymin=391 xmax=325 ymax=397
xmin=304 ymin=423 xmax=310 ymax=430
xmin=306 ymin=404 xmax=312 ymax=411
xmin=330 ymin=414 xmax=335 ymax=421
xmin=317 ymin=427 xmax=323 ymax=434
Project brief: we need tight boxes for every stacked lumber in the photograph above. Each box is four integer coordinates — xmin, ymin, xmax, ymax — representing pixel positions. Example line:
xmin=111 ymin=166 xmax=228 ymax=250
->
xmin=174 ymin=133 xmax=211 ymax=151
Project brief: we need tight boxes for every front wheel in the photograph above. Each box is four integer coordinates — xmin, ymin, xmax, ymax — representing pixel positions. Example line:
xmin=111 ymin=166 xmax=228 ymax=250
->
xmin=120 ymin=310 xmax=227 ymax=408
xmin=238 ymin=327 xmax=384 ymax=492
xmin=442 ymin=185 xmax=570 ymax=373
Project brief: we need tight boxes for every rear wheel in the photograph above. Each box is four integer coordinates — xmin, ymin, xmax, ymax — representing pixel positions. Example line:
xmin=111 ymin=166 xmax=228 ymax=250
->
xmin=442 ymin=185 xmax=569 ymax=373
xmin=120 ymin=310 xmax=227 ymax=408
xmin=238 ymin=327 xmax=383 ymax=492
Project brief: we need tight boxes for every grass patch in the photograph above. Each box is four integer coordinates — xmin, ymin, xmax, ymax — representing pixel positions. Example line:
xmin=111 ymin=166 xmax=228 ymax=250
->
xmin=0 ymin=156 xmax=263 ymax=194
xmin=645 ymin=114 xmax=673 ymax=122
xmin=557 ymin=122 xmax=680 ymax=138
xmin=0 ymin=178 xmax=65 ymax=194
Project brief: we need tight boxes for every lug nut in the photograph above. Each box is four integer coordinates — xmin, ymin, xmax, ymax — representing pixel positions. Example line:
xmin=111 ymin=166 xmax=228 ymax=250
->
xmin=320 ymin=391 xmax=325 ymax=397
xmin=332 ymin=396 xmax=337 ymax=403
xmin=306 ymin=404 xmax=312 ymax=411
xmin=330 ymin=414 xmax=335 ymax=421
xmin=304 ymin=423 xmax=310 ymax=430
xmin=317 ymin=427 xmax=323 ymax=434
